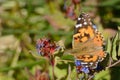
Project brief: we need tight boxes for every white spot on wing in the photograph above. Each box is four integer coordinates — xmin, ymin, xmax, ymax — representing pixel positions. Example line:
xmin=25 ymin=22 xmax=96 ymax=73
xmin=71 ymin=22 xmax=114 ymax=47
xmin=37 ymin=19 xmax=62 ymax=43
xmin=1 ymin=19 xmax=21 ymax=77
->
xmin=78 ymin=18 xmax=81 ymax=20
xmin=90 ymin=62 xmax=93 ymax=65
xmin=75 ymin=24 xmax=82 ymax=28
xmin=84 ymin=22 xmax=87 ymax=25
xmin=81 ymin=62 xmax=87 ymax=64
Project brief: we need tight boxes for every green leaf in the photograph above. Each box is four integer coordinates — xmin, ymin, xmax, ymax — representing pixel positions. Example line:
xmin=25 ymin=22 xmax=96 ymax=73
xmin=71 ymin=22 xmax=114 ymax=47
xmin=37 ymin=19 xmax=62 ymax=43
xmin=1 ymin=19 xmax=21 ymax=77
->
xmin=61 ymin=55 xmax=74 ymax=61
xmin=0 ymin=59 xmax=47 ymax=72
xmin=111 ymin=32 xmax=119 ymax=60
xmin=99 ymin=0 xmax=120 ymax=7
xmin=53 ymin=66 xmax=67 ymax=79
xmin=116 ymin=28 xmax=120 ymax=58
xmin=94 ymin=69 xmax=110 ymax=80
xmin=106 ymin=39 xmax=112 ymax=55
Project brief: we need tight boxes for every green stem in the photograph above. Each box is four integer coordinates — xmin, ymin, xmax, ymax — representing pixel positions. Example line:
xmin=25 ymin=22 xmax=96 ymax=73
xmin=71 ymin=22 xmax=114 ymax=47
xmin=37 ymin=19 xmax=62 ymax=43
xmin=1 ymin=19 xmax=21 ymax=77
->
xmin=52 ymin=64 xmax=55 ymax=80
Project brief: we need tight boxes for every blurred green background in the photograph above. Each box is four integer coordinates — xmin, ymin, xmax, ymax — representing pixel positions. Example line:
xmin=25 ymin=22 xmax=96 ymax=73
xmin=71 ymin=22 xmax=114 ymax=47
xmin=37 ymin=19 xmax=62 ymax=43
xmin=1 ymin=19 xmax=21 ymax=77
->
xmin=0 ymin=0 xmax=120 ymax=80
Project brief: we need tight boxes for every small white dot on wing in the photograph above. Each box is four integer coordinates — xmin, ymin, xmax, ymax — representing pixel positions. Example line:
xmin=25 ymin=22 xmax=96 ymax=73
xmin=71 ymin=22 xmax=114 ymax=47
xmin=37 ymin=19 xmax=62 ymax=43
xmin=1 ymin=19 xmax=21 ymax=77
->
xmin=90 ymin=62 xmax=93 ymax=65
xmin=78 ymin=18 xmax=81 ymax=20
xmin=81 ymin=62 xmax=87 ymax=64
xmin=83 ymin=22 xmax=87 ymax=25
xmin=75 ymin=24 xmax=82 ymax=28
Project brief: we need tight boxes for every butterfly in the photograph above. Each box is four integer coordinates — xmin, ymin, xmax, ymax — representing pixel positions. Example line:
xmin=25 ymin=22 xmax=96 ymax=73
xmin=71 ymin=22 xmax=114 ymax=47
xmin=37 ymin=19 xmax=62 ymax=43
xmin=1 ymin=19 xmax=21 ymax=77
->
xmin=71 ymin=12 xmax=107 ymax=74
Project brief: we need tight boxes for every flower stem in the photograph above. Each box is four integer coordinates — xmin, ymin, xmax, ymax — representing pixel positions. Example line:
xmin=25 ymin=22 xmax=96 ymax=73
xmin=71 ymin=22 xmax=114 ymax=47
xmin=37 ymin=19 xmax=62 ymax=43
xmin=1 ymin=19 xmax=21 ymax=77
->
xmin=49 ymin=56 xmax=55 ymax=80
xmin=106 ymin=59 xmax=120 ymax=69
xmin=52 ymin=64 xmax=55 ymax=80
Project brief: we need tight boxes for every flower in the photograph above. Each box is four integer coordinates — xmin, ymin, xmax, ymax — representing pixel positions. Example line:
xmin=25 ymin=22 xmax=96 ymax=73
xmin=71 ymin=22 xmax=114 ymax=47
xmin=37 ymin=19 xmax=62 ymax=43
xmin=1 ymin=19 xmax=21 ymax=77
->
xmin=36 ymin=38 xmax=58 ymax=57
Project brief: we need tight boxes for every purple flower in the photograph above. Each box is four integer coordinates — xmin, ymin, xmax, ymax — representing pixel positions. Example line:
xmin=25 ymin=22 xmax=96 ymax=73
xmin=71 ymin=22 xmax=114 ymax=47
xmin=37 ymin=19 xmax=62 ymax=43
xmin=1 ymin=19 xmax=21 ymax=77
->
xmin=36 ymin=38 xmax=58 ymax=57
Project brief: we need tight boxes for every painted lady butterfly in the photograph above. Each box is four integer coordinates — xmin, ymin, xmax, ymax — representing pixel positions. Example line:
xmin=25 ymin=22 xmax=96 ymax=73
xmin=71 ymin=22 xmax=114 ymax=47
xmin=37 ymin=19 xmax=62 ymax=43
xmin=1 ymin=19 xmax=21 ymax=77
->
xmin=71 ymin=13 xmax=107 ymax=74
